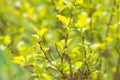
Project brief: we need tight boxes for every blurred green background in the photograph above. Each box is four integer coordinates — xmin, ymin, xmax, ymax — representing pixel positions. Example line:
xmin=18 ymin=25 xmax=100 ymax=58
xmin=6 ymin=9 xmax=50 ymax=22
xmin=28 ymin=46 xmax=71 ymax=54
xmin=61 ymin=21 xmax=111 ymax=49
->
xmin=0 ymin=0 xmax=120 ymax=80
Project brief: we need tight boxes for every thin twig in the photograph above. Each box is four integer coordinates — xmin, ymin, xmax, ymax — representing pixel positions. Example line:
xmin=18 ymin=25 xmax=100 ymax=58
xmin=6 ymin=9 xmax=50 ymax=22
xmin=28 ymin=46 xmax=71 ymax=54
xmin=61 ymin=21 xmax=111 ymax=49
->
xmin=61 ymin=4 xmax=74 ymax=79
xmin=51 ymin=0 xmax=60 ymax=14
xmin=89 ymin=0 xmax=94 ymax=42
xmin=81 ymin=32 xmax=90 ymax=79
xmin=55 ymin=43 xmax=62 ymax=58
xmin=38 ymin=41 xmax=66 ymax=79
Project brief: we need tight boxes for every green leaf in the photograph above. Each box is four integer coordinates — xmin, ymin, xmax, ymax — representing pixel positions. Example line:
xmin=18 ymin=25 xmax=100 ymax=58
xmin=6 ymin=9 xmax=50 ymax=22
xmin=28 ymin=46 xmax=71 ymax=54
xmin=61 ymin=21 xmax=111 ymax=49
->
xmin=33 ymin=27 xmax=47 ymax=37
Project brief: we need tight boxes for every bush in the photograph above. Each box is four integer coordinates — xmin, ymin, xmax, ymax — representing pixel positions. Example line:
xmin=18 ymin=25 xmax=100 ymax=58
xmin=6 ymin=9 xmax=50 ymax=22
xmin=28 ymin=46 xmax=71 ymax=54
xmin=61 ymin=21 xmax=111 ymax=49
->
xmin=0 ymin=0 xmax=120 ymax=80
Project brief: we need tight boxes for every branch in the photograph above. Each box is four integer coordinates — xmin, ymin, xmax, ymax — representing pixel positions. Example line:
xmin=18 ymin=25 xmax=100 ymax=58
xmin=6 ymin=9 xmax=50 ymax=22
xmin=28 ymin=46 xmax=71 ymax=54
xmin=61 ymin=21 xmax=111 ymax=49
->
xmin=38 ymin=41 xmax=66 ymax=79
xmin=55 ymin=43 xmax=62 ymax=58
xmin=89 ymin=0 xmax=94 ymax=42
xmin=51 ymin=0 xmax=60 ymax=14
xmin=61 ymin=5 xmax=73 ymax=63
xmin=61 ymin=5 xmax=74 ymax=79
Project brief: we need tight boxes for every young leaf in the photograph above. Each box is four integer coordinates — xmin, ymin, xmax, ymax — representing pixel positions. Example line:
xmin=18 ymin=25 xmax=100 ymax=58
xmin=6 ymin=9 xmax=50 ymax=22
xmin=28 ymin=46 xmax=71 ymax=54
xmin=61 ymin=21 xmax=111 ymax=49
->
xmin=75 ymin=61 xmax=83 ymax=68
xmin=67 ymin=39 xmax=72 ymax=46
xmin=56 ymin=14 xmax=70 ymax=25
xmin=75 ymin=13 xmax=88 ymax=28
xmin=33 ymin=27 xmax=47 ymax=39
xmin=42 ymin=73 xmax=52 ymax=80
xmin=76 ymin=0 xmax=83 ymax=4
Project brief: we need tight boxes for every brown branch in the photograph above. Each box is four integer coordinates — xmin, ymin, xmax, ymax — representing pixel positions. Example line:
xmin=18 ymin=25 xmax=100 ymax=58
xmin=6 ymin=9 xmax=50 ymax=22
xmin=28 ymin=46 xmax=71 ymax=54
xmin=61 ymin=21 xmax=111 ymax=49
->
xmin=38 ymin=41 xmax=66 ymax=79
xmin=89 ymin=0 xmax=94 ymax=42
xmin=61 ymin=5 xmax=74 ymax=79
xmin=69 ymin=59 xmax=73 ymax=79
xmin=114 ymin=55 xmax=120 ymax=80
xmin=114 ymin=1 xmax=120 ymax=80
xmin=51 ymin=0 xmax=60 ymax=14
xmin=61 ymin=5 xmax=73 ymax=62
xmin=81 ymin=34 xmax=87 ymax=59
xmin=61 ymin=32 xmax=68 ymax=63
xmin=39 ymin=42 xmax=57 ymax=68
xmin=80 ymin=32 xmax=91 ymax=79
xmin=64 ymin=54 xmax=73 ymax=79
